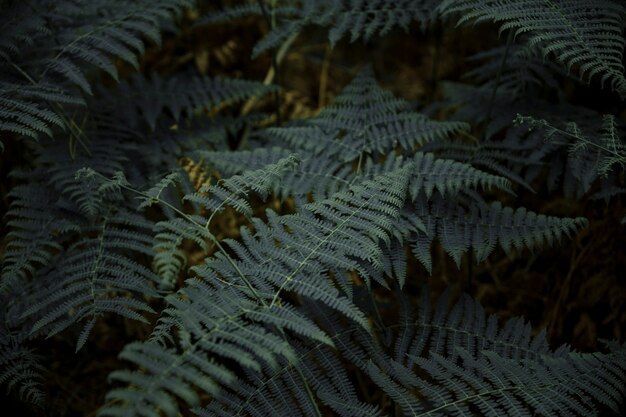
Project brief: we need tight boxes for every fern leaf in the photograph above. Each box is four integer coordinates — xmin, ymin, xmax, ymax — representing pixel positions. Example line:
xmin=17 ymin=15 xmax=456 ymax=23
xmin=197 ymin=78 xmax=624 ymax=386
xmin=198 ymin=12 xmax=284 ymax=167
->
xmin=184 ymin=154 xmax=299 ymax=219
xmin=99 ymin=167 xmax=413 ymax=416
xmin=1 ymin=184 xmax=77 ymax=295
xmin=100 ymin=73 xmax=278 ymax=130
xmin=439 ymin=0 xmax=626 ymax=98
xmin=0 ymin=325 xmax=46 ymax=407
xmin=41 ymin=0 xmax=192 ymax=94
xmin=201 ymin=1 xmax=442 ymax=57
xmin=515 ymin=113 xmax=626 ymax=195
xmin=264 ymin=65 xmax=468 ymax=162
xmin=410 ymin=196 xmax=587 ymax=270
xmin=20 ymin=212 xmax=159 ymax=352
xmin=138 ymin=172 xmax=183 ymax=209
xmin=196 ymin=147 xmax=354 ymax=202
xmin=334 ymin=287 xmax=626 ymax=416
xmin=149 ymin=156 xmax=298 ymax=290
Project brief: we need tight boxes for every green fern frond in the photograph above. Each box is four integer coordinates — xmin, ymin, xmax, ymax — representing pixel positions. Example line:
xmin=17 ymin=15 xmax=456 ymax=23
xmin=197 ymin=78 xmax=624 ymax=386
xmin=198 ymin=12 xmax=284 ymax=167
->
xmin=0 ymin=3 xmax=50 ymax=60
xmin=196 ymin=342 xmax=382 ymax=417
xmin=367 ymin=152 xmax=513 ymax=199
xmin=343 ymin=287 xmax=626 ymax=417
xmin=410 ymin=196 xmax=587 ymax=271
xmin=0 ymin=88 xmax=66 ymax=139
xmin=439 ymin=0 xmax=626 ymax=98
xmin=184 ymin=154 xmax=299 ymax=220
xmin=41 ymin=0 xmax=192 ymax=94
xmin=148 ymin=155 xmax=298 ymax=290
xmin=99 ymin=167 xmax=414 ymax=416
xmin=99 ymin=73 xmax=278 ymax=130
xmin=194 ymin=146 xmax=355 ymax=202
xmin=20 ymin=212 xmax=159 ymax=352
xmin=1 ymin=184 xmax=78 ymax=295
xmin=318 ymin=0 xmax=442 ymax=46
xmin=515 ymin=113 xmax=626 ymax=195
xmin=194 ymin=286 xmax=626 ymax=417
xmin=0 ymin=325 xmax=45 ymax=407
xmin=201 ymin=0 xmax=442 ymax=57
xmin=264 ymin=65 xmax=468 ymax=162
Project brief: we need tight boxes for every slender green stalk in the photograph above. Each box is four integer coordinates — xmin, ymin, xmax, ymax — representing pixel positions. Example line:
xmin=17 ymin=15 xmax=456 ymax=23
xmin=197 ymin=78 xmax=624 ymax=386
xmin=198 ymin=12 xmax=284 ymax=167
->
xmin=257 ymin=0 xmax=282 ymax=125
xmin=484 ymin=29 xmax=514 ymax=133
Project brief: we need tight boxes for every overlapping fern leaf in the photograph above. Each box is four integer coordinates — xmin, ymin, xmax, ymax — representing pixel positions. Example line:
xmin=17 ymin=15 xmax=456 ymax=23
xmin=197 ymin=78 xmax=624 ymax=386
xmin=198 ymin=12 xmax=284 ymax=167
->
xmin=37 ymin=0 xmax=192 ymax=94
xmin=0 ymin=305 xmax=46 ymax=407
xmin=95 ymin=73 xmax=278 ymax=130
xmin=1 ymin=130 xmax=172 ymax=355
xmin=0 ymin=0 xmax=191 ymax=145
xmin=190 ymin=66 xmax=585 ymax=282
xmin=364 ymin=288 xmax=626 ymax=416
xmin=191 ymin=287 xmax=626 ymax=416
xmin=408 ymin=195 xmax=587 ymax=272
xmin=201 ymin=0 xmax=443 ymax=57
xmin=143 ymin=155 xmax=299 ymax=290
xmin=20 ymin=208 xmax=159 ymax=352
xmin=515 ymin=113 xmax=626 ymax=196
xmin=261 ymin=65 xmax=469 ymax=162
xmin=98 ymin=167 xmax=412 ymax=416
xmin=439 ymin=0 xmax=626 ymax=98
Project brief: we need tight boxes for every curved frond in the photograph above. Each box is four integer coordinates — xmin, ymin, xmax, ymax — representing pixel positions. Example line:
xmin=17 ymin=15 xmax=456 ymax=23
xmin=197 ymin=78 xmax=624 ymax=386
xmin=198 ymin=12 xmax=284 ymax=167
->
xmin=440 ymin=0 xmax=626 ymax=98
xmin=98 ymin=167 xmax=413 ymax=416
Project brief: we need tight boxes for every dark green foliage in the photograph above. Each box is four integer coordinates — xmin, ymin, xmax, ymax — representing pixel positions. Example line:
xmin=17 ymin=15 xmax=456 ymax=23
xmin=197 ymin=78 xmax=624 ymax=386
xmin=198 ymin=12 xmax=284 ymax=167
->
xmin=201 ymin=0 xmax=442 ymax=57
xmin=439 ymin=0 xmax=626 ymax=98
xmin=0 ymin=0 xmax=192 ymax=146
xmin=1 ymin=0 xmax=625 ymax=416
xmin=192 ymin=288 xmax=626 ymax=417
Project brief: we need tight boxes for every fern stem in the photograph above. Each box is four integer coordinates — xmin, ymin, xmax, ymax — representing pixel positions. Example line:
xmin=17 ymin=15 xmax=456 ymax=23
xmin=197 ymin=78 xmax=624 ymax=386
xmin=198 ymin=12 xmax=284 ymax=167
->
xmin=92 ymin=172 xmax=265 ymax=301
xmin=318 ymin=44 xmax=332 ymax=109
xmin=257 ymin=0 xmax=282 ymax=125
xmin=485 ymin=29 xmax=514 ymax=132
xmin=427 ymin=21 xmax=443 ymax=102
xmin=8 ymin=61 xmax=91 ymax=156
xmin=97 ymin=178 xmax=324 ymax=417
xmin=350 ymin=152 xmax=365 ymax=185
xmin=467 ymin=247 xmax=473 ymax=288
xmin=529 ymin=120 xmax=626 ymax=161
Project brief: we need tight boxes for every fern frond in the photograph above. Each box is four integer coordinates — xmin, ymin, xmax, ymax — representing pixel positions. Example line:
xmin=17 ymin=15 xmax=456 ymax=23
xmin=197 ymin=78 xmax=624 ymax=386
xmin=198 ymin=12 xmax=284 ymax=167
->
xmin=319 ymin=0 xmax=442 ymax=46
xmin=340 ymin=287 xmax=626 ymax=417
xmin=40 ymin=0 xmax=192 ymax=94
xmin=1 ymin=184 xmax=77 ymax=295
xmin=515 ymin=113 xmax=626 ymax=195
xmin=98 ymin=73 xmax=278 ymax=130
xmin=422 ymin=133 xmax=542 ymax=192
xmin=197 ymin=342 xmax=382 ymax=417
xmin=464 ymin=41 xmax=563 ymax=98
xmin=201 ymin=0 xmax=442 ymax=57
xmin=185 ymin=155 xmax=299 ymax=219
xmin=195 ymin=286 xmax=626 ymax=417
xmin=195 ymin=146 xmax=352 ymax=202
xmin=0 ymin=325 xmax=45 ymax=407
xmin=367 ymin=152 xmax=513 ymax=200
xmin=264 ymin=65 xmax=468 ymax=162
xmin=21 ymin=212 xmax=159 ymax=352
xmin=99 ymin=167 xmax=413 ymax=416
xmin=0 ymin=3 xmax=50 ymax=61
xmin=149 ymin=156 xmax=298 ymax=290
xmin=409 ymin=196 xmax=587 ymax=271
xmin=0 ymin=86 xmax=67 ymax=139
xmin=439 ymin=0 xmax=626 ymax=98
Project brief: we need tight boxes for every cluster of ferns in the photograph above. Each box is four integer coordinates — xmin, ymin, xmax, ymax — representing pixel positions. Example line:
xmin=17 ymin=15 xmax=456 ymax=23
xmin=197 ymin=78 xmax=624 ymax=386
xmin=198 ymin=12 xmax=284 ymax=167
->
xmin=1 ymin=0 xmax=625 ymax=416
